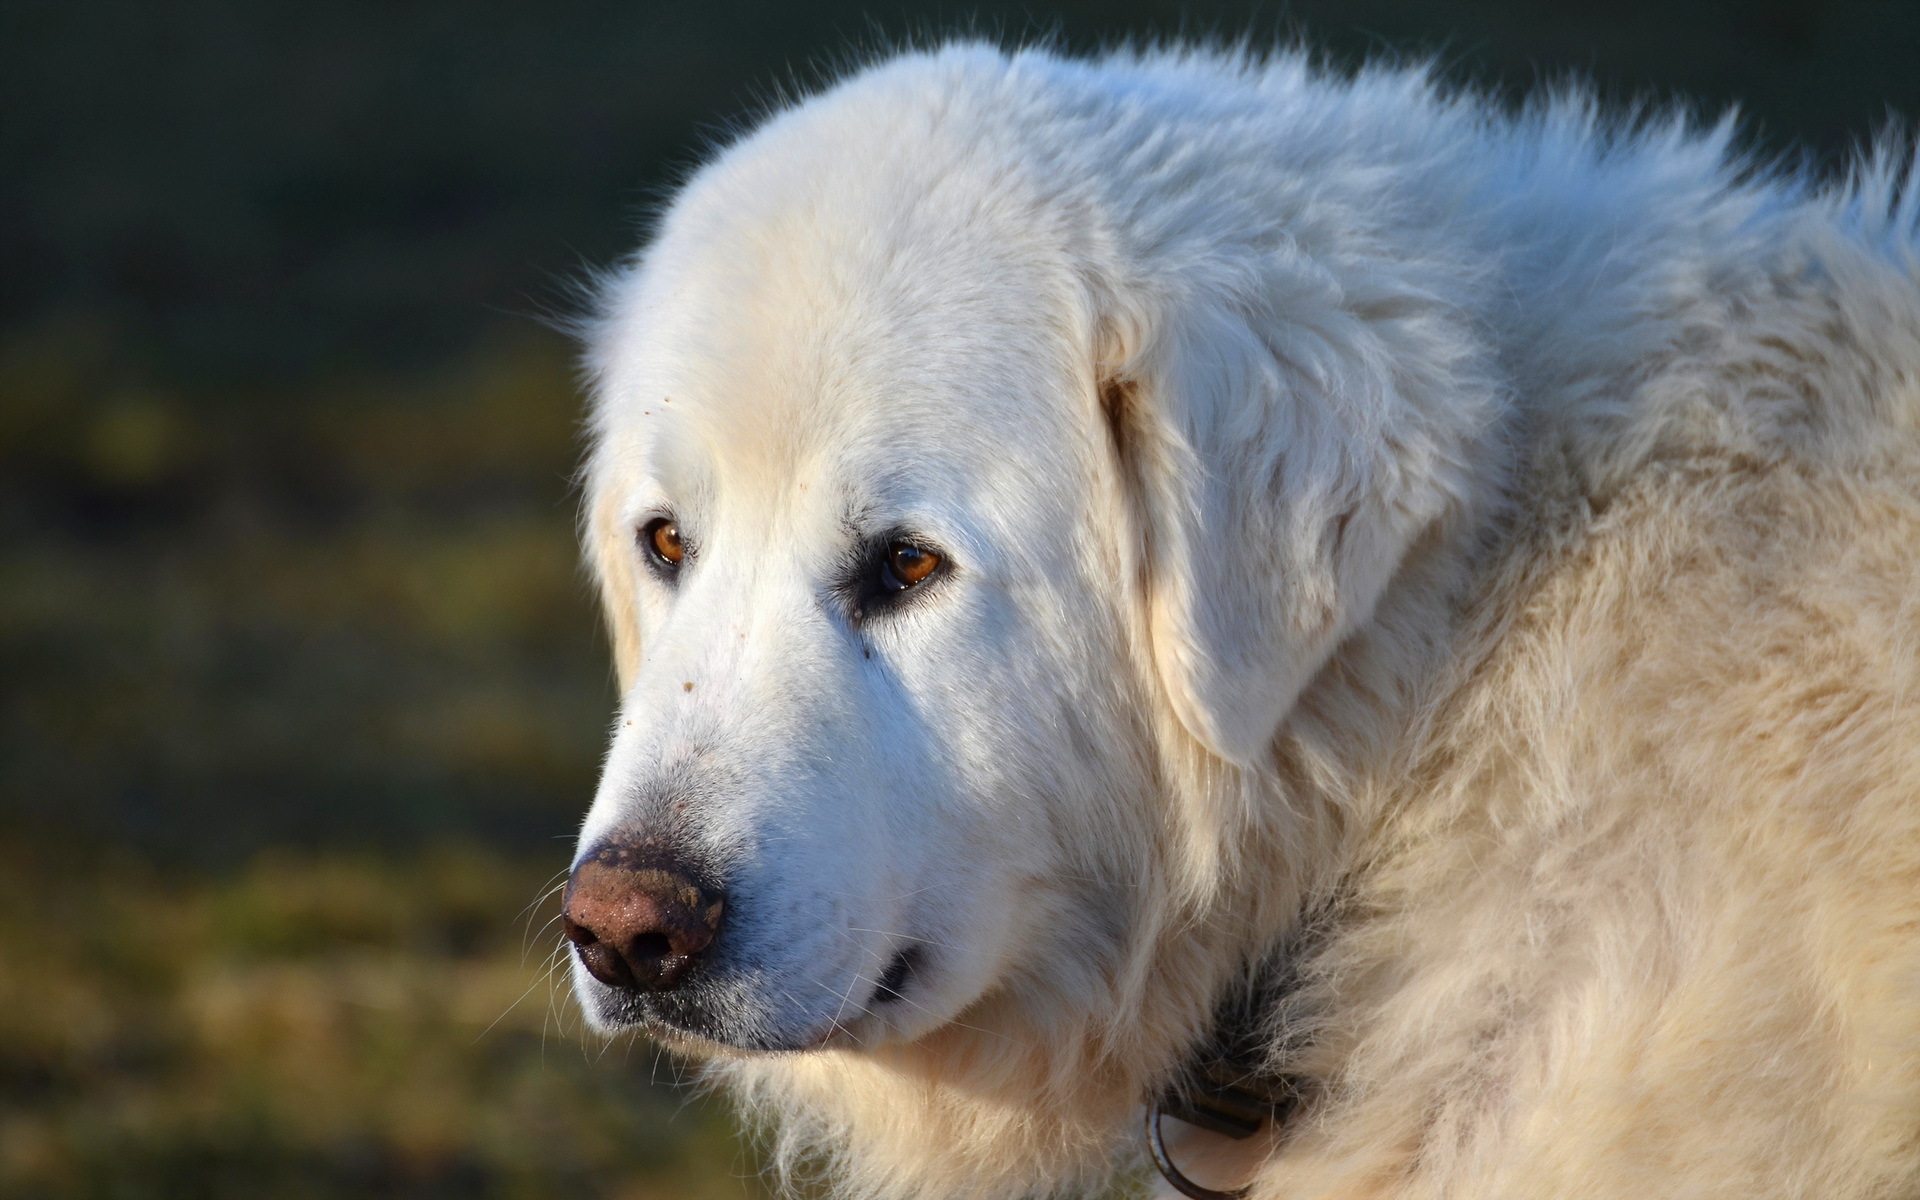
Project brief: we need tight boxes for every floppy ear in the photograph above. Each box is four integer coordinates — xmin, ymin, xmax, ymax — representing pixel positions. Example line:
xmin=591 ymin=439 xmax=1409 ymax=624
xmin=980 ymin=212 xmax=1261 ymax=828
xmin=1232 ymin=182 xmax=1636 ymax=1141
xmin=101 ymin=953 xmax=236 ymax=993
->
xmin=1102 ymin=283 xmax=1490 ymax=766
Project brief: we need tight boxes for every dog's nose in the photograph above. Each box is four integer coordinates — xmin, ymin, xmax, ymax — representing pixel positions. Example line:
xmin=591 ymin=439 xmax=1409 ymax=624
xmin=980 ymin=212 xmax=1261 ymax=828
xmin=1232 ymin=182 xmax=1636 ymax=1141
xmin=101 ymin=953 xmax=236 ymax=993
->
xmin=561 ymin=840 xmax=724 ymax=992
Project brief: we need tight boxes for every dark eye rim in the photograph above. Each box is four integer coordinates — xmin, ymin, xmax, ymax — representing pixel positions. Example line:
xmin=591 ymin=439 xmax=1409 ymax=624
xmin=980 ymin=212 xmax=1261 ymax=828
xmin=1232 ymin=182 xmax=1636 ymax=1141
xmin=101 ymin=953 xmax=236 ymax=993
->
xmin=637 ymin=516 xmax=688 ymax=578
xmin=847 ymin=531 xmax=950 ymax=621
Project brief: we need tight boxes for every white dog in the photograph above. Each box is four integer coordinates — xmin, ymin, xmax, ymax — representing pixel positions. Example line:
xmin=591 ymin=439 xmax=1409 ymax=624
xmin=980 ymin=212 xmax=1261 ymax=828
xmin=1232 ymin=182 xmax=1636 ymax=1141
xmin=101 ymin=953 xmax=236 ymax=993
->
xmin=563 ymin=43 xmax=1920 ymax=1200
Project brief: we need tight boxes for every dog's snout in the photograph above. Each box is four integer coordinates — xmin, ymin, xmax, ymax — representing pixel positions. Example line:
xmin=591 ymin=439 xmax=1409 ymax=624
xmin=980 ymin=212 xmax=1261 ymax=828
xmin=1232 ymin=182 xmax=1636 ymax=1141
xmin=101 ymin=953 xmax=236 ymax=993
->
xmin=562 ymin=839 xmax=723 ymax=993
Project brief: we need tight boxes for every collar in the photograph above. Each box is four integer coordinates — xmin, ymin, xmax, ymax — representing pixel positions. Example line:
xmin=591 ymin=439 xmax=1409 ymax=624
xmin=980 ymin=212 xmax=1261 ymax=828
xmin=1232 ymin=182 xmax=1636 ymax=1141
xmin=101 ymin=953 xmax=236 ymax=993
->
xmin=1144 ymin=957 xmax=1307 ymax=1199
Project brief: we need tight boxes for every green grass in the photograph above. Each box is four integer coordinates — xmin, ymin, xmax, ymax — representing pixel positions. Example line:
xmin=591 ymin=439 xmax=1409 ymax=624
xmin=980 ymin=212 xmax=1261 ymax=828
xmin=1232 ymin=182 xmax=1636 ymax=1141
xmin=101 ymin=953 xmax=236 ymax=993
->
xmin=0 ymin=840 xmax=770 ymax=1200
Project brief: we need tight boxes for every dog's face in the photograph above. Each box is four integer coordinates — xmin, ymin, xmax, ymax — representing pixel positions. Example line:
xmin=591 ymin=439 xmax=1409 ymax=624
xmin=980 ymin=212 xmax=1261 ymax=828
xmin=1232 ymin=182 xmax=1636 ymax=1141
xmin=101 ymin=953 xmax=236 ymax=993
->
xmin=571 ymin=158 xmax=1158 ymax=1052
xmin=567 ymin=59 xmax=1487 ymax=1060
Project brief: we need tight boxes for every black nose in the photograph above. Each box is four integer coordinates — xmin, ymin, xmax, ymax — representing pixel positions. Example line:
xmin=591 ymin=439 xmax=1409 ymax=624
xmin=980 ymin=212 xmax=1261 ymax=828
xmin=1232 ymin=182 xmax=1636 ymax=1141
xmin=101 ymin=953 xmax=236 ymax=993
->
xmin=561 ymin=839 xmax=724 ymax=992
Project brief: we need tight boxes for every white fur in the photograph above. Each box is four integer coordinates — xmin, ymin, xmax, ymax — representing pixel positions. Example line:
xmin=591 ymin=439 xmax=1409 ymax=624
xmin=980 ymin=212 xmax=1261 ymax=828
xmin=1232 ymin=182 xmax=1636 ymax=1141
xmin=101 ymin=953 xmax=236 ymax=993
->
xmin=576 ymin=43 xmax=1920 ymax=1200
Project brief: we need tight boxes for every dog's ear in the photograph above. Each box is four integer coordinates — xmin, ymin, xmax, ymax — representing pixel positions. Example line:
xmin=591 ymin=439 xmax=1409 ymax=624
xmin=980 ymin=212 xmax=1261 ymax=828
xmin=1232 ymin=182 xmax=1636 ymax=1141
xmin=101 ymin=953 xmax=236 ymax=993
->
xmin=1101 ymin=290 xmax=1488 ymax=766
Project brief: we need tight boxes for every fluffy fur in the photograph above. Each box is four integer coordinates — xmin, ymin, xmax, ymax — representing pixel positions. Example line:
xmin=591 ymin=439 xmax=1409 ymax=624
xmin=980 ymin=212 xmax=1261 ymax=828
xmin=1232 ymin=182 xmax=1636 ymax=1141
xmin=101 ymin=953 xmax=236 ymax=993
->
xmin=574 ymin=43 xmax=1920 ymax=1200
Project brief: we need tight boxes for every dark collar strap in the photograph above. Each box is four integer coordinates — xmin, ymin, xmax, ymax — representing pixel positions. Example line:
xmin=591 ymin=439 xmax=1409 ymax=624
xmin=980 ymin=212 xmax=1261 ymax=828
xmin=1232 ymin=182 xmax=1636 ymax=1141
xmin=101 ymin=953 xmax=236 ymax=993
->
xmin=1146 ymin=1059 xmax=1300 ymax=1199
xmin=1145 ymin=952 xmax=1308 ymax=1199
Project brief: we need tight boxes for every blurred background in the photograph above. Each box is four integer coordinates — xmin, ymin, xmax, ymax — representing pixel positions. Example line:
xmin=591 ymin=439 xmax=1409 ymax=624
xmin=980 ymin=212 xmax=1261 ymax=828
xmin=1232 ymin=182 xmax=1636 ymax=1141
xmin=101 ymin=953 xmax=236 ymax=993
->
xmin=2 ymin=1 xmax=1916 ymax=1196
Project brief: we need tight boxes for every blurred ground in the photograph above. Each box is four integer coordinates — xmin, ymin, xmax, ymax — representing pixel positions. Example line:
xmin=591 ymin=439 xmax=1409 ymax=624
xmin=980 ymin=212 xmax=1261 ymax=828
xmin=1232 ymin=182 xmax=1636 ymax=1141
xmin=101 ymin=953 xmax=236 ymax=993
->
xmin=2 ymin=1 xmax=1915 ymax=1197
xmin=0 ymin=840 xmax=765 ymax=1200
xmin=0 ymin=324 xmax=729 ymax=1195
xmin=0 ymin=326 xmax=603 ymax=856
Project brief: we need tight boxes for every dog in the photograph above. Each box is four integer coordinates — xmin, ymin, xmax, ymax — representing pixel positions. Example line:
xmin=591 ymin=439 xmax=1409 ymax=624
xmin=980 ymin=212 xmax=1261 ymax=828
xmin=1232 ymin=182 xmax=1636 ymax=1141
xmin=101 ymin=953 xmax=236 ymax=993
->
xmin=562 ymin=43 xmax=1920 ymax=1200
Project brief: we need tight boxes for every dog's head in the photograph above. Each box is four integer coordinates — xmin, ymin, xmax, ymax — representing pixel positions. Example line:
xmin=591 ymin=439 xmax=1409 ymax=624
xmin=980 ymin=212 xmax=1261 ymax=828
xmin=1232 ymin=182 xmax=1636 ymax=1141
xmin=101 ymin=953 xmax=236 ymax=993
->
xmin=567 ymin=47 xmax=1493 ymax=1068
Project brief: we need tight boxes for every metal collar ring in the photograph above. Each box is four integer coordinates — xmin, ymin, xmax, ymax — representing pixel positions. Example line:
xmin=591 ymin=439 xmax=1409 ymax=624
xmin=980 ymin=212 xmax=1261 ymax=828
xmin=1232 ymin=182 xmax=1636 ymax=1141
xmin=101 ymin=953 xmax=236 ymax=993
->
xmin=1145 ymin=1104 xmax=1253 ymax=1200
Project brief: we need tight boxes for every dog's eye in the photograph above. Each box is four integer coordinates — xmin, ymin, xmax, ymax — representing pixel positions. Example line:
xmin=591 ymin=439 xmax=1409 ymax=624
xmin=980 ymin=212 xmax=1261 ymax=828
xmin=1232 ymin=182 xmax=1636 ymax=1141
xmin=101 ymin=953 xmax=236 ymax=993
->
xmin=844 ymin=535 xmax=947 ymax=621
xmin=641 ymin=518 xmax=685 ymax=571
xmin=881 ymin=542 xmax=941 ymax=591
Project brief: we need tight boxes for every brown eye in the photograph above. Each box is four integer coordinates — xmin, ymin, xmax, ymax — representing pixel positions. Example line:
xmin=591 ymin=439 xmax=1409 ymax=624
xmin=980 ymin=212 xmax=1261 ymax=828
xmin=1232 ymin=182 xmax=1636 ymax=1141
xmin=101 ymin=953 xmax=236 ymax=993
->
xmin=642 ymin=518 xmax=684 ymax=568
xmin=884 ymin=542 xmax=940 ymax=590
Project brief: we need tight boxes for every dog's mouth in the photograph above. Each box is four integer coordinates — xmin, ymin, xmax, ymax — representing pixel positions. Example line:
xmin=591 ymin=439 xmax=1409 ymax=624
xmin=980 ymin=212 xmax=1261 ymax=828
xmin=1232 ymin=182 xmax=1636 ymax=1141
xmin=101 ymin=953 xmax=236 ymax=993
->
xmin=575 ymin=940 xmax=939 ymax=1053
xmin=591 ymin=987 xmax=819 ymax=1053
xmin=870 ymin=945 xmax=923 ymax=1005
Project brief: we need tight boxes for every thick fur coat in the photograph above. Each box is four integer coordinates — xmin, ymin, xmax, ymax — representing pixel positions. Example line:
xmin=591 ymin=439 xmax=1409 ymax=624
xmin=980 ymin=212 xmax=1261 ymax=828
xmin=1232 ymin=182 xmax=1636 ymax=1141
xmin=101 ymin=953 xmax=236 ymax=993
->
xmin=573 ymin=43 xmax=1920 ymax=1200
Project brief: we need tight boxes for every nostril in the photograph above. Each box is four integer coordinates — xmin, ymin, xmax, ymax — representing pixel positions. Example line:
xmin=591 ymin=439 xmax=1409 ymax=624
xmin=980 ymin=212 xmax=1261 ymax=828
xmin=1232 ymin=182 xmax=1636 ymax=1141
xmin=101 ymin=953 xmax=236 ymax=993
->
xmin=628 ymin=931 xmax=673 ymax=961
xmin=577 ymin=941 xmax=635 ymax=989
xmin=561 ymin=916 xmax=597 ymax=947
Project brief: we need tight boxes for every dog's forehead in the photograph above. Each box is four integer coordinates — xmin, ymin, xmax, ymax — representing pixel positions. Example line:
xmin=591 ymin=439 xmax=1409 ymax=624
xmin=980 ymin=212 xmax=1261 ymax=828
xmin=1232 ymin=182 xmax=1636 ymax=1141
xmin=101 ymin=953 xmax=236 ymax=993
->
xmin=590 ymin=72 xmax=1112 ymax=543
xmin=599 ymin=269 xmax=1091 ymax=535
xmin=604 ymin=342 xmax=1085 ymax=541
